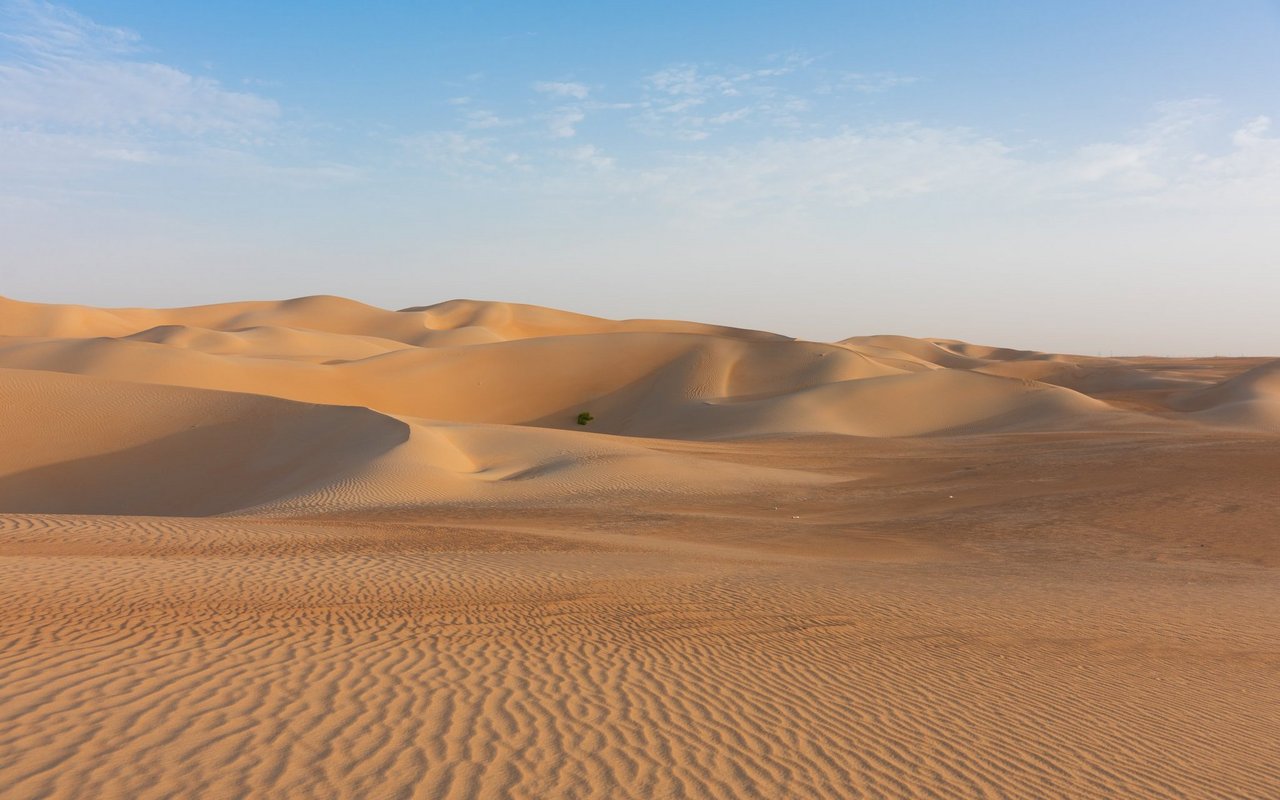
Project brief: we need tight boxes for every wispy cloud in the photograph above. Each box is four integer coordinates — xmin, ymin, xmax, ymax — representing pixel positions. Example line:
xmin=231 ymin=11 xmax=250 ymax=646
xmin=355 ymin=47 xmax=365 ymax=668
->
xmin=409 ymin=54 xmax=919 ymax=169
xmin=0 ymin=0 xmax=370 ymax=212
xmin=0 ymin=0 xmax=136 ymax=58
xmin=636 ymin=125 xmax=1013 ymax=216
xmin=564 ymin=144 xmax=614 ymax=171
xmin=462 ymin=108 xmax=512 ymax=130
xmin=643 ymin=58 xmax=809 ymax=99
xmin=1057 ymin=100 xmax=1217 ymax=190
xmin=1054 ymin=103 xmax=1280 ymax=210
xmin=399 ymin=131 xmax=522 ymax=176
xmin=546 ymin=107 xmax=584 ymax=138
xmin=12 ymin=4 xmax=1272 ymax=234
xmin=633 ymin=56 xmax=834 ymax=140
xmin=529 ymin=81 xmax=594 ymax=139
xmin=408 ymin=76 xmax=1280 ymax=226
xmin=825 ymin=71 xmax=919 ymax=94
xmin=633 ymin=103 xmax=1280 ymax=218
xmin=534 ymin=80 xmax=589 ymax=100
xmin=0 ymin=0 xmax=277 ymax=135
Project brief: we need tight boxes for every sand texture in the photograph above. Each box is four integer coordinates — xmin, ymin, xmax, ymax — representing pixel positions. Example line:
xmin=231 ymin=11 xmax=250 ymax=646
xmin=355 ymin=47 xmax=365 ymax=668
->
xmin=1 ymin=294 xmax=1277 ymax=799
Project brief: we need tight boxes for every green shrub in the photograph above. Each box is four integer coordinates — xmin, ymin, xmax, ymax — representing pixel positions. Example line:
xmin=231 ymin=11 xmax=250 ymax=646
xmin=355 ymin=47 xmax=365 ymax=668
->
xmin=576 ymin=411 xmax=594 ymax=426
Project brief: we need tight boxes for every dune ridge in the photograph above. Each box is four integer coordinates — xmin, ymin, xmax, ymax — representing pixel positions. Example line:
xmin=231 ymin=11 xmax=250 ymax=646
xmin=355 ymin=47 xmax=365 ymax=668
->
xmin=1 ymin=294 xmax=1270 ymax=453
xmin=0 ymin=368 xmax=831 ymax=517
xmin=0 ymin=293 xmax=1273 ymax=518
xmin=1170 ymin=359 xmax=1280 ymax=431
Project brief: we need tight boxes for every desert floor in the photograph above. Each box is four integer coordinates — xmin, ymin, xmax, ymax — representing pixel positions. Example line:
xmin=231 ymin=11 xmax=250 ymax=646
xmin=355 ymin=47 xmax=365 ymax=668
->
xmin=1 ymin=296 xmax=1277 ymax=798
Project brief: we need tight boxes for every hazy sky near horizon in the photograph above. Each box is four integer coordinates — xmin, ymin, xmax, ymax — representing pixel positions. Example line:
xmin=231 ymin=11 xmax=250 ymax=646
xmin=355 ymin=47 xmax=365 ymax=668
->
xmin=2 ymin=0 xmax=1278 ymax=354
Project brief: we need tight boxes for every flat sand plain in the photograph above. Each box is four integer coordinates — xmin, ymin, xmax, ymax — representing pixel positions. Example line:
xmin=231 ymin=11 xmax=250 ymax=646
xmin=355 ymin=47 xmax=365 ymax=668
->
xmin=1 ymin=295 xmax=1277 ymax=799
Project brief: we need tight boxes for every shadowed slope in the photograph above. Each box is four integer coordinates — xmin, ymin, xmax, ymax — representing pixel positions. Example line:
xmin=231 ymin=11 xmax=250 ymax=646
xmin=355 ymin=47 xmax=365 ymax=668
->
xmin=1169 ymin=359 xmax=1280 ymax=430
xmin=0 ymin=368 xmax=409 ymax=515
xmin=0 ymin=294 xmax=1274 ymax=436
xmin=0 ymin=368 xmax=830 ymax=516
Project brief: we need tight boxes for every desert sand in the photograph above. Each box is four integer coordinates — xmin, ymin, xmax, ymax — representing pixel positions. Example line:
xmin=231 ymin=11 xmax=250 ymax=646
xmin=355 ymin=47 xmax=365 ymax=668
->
xmin=0 ymin=294 xmax=1277 ymax=799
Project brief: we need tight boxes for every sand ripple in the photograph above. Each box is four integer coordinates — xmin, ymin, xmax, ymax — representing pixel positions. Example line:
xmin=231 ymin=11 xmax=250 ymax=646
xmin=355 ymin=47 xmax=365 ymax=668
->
xmin=2 ymin=512 xmax=1276 ymax=799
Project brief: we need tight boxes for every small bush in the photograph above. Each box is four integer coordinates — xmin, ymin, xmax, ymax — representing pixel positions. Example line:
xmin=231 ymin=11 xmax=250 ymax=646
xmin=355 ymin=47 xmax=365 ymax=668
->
xmin=576 ymin=411 xmax=594 ymax=426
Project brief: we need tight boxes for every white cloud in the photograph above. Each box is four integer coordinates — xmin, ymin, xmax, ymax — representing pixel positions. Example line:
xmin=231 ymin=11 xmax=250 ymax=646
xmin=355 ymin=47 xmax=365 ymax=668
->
xmin=1055 ymin=100 xmax=1209 ymax=189
xmin=645 ymin=65 xmax=730 ymax=97
xmin=636 ymin=58 xmax=821 ymax=140
xmin=644 ymin=59 xmax=806 ymax=100
xmin=626 ymin=104 xmax=1280 ymax=219
xmin=1232 ymin=114 xmax=1271 ymax=147
xmin=708 ymin=108 xmax=751 ymax=125
xmin=1036 ymin=100 xmax=1280 ymax=211
xmin=565 ymin=144 xmax=614 ymax=171
xmin=1105 ymin=113 xmax=1280 ymax=210
xmin=401 ymin=131 xmax=522 ymax=174
xmin=440 ymin=56 xmax=917 ymax=152
xmin=547 ymin=107 xmax=585 ymax=138
xmin=0 ymin=126 xmax=158 ymax=177
xmin=463 ymin=108 xmax=511 ymax=129
xmin=0 ymin=0 xmax=137 ymax=59
xmin=636 ymin=125 xmax=1014 ymax=216
xmin=0 ymin=0 xmax=311 ymax=208
xmin=819 ymin=71 xmax=921 ymax=94
xmin=0 ymin=0 xmax=277 ymax=134
xmin=0 ymin=59 xmax=278 ymax=132
xmin=420 ymin=56 xmax=1280 ymax=225
xmin=534 ymin=81 xmax=589 ymax=100
xmin=416 ymin=47 xmax=1280 ymax=232
xmin=529 ymin=82 xmax=594 ymax=140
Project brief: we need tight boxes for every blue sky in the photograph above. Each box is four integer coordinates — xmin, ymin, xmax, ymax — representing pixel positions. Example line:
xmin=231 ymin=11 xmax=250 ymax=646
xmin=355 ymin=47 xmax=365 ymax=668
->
xmin=2 ymin=0 xmax=1279 ymax=353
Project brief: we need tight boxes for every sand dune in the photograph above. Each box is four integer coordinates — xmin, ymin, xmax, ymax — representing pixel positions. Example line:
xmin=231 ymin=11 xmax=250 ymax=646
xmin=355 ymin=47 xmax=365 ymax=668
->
xmin=0 ymin=368 xmax=408 ymax=515
xmin=0 ymin=294 xmax=782 ymax=346
xmin=2 ymin=293 xmax=1268 ymax=441
xmin=0 ymin=329 xmax=907 ymax=432
xmin=3 ymin=434 xmax=1278 ymax=800
xmin=1170 ymin=358 xmax=1280 ymax=430
xmin=1 ymin=294 xmax=1276 ymax=799
xmin=120 ymin=323 xmax=414 ymax=362
xmin=0 ymin=293 xmax=1272 ymax=515
xmin=597 ymin=368 xmax=1115 ymax=439
xmin=0 ymin=368 xmax=826 ymax=516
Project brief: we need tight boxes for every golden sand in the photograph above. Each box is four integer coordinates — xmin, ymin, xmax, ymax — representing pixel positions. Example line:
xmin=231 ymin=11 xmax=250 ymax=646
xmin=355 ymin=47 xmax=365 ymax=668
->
xmin=1 ymin=295 xmax=1276 ymax=798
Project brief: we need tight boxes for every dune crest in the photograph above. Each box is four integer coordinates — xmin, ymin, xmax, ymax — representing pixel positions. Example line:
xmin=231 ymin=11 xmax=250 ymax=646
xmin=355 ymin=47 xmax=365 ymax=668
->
xmin=0 ymin=368 xmax=830 ymax=517
xmin=1169 ymin=359 xmax=1280 ymax=430
xmin=2 ymin=294 xmax=1271 ymax=457
xmin=1 ymin=293 xmax=1271 ymax=518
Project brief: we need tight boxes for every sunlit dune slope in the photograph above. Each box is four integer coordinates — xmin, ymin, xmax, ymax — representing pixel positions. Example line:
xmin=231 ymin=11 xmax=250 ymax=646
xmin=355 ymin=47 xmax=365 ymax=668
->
xmin=0 ymin=294 xmax=1274 ymax=451
xmin=1169 ymin=358 xmax=1280 ymax=430
xmin=0 ymin=295 xmax=783 ymax=346
xmin=0 ymin=368 xmax=828 ymax=516
xmin=0 ymin=295 xmax=1149 ymax=437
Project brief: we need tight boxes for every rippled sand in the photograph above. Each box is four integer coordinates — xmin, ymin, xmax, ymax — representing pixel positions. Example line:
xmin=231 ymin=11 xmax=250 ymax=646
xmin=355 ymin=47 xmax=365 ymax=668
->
xmin=2 ymin=295 xmax=1277 ymax=797
xmin=3 ymin=433 xmax=1277 ymax=799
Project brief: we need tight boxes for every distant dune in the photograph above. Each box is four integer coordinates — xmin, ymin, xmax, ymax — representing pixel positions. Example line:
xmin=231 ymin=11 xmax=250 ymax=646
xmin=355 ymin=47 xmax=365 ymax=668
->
xmin=0 ymin=293 xmax=1275 ymax=516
